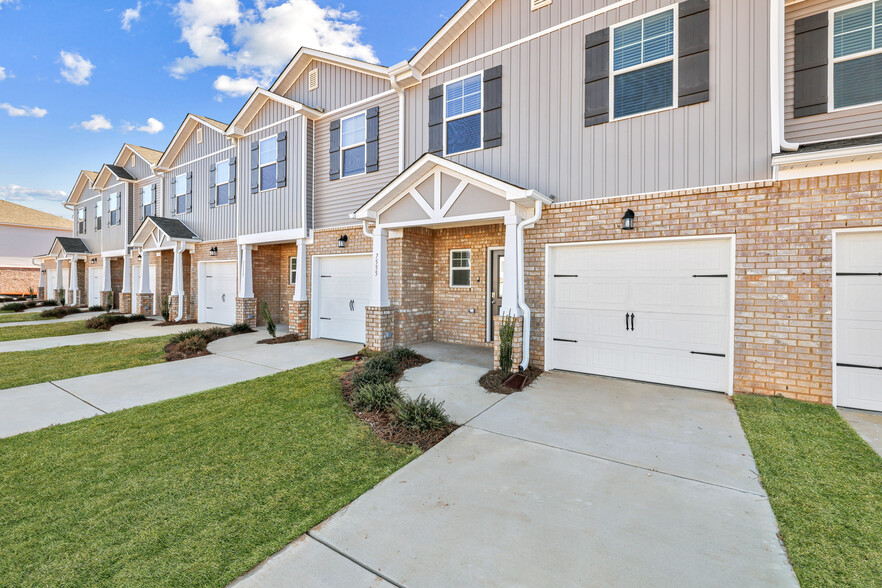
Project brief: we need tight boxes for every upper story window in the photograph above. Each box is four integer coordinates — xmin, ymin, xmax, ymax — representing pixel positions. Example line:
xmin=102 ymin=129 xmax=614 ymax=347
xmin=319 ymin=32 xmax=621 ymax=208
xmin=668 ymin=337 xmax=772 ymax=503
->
xmin=77 ymin=208 xmax=85 ymax=234
xmin=832 ymin=1 xmax=882 ymax=109
xmin=445 ymin=73 xmax=483 ymax=155
xmin=612 ymin=8 xmax=676 ymax=119
xmin=95 ymin=201 xmax=102 ymax=231
xmin=141 ymin=185 xmax=154 ymax=217
xmin=175 ymin=173 xmax=187 ymax=213
xmin=341 ymin=112 xmax=366 ymax=177
xmin=259 ymin=136 xmax=277 ymax=191
xmin=108 ymin=192 xmax=120 ymax=226
xmin=216 ymin=159 xmax=231 ymax=205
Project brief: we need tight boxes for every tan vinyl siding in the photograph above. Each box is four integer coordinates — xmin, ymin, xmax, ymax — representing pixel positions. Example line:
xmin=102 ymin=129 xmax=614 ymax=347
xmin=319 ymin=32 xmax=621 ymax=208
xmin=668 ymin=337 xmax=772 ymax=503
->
xmin=407 ymin=0 xmax=772 ymax=203
xmin=313 ymin=92 xmax=401 ymax=228
xmin=784 ymin=0 xmax=882 ymax=143
xmin=285 ymin=60 xmax=391 ymax=112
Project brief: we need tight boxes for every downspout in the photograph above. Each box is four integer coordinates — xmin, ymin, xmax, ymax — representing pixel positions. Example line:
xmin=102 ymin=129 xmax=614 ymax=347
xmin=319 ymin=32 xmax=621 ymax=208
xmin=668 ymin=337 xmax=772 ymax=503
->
xmin=516 ymin=200 xmax=543 ymax=371
xmin=389 ymin=74 xmax=406 ymax=173
xmin=771 ymin=0 xmax=800 ymax=154
xmin=174 ymin=243 xmax=184 ymax=323
xmin=362 ymin=220 xmax=374 ymax=239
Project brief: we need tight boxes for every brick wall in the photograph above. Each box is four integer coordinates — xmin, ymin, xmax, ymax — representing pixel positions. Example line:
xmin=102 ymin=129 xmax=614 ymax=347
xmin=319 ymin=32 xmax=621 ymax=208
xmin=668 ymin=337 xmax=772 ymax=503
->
xmin=389 ymin=228 xmax=434 ymax=346
xmin=523 ymin=172 xmax=882 ymax=404
xmin=0 ymin=267 xmax=39 ymax=296
xmin=251 ymin=245 xmax=282 ymax=325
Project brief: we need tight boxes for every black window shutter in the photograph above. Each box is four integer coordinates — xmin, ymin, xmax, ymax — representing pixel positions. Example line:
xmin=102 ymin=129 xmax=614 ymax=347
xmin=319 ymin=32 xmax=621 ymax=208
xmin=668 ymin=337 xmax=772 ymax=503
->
xmin=366 ymin=106 xmax=380 ymax=173
xmin=428 ymin=85 xmax=444 ymax=155
xmin=250 ymin=141 xmax=260 ymax=193
xmin=151 ymin=183 xmax=157 ymax=216
xmin=276 ymin=131 xmax=287 ymax=188
xmin=186 ymin=171 xmax=193 ymax=213
xmin=584 ymin=28 xmax=610 ymax=127
xmin=329 ymin=120 xmax=341 ymax=181
xmin=794 ymin=12 xmax=829 ymax=118
xmin=229 ymin=156 xmax=237 ymax=203
xmin=209 ymin=163 xmax=216 ymax=208
xmin=483 ymin=65 xmax=503 ymax=148
xmin=678 ymin=0 xmax=710 ymax=107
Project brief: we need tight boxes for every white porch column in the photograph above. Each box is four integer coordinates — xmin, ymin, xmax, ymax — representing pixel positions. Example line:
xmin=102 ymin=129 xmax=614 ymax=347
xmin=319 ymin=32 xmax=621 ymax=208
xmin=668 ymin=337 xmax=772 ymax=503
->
xmin=293 ymin=239 xmax=307 ymax=302
xmin=56 ymin=258 xmax=64 ymax=297
xmin=238 ymin=245 xmax=254 ymax=298
xmin=38 ymin=263 xmax=46 ymax=289
xmin=500 ymin=214 xmax=522 ymax=316
xmin=69 ymin=255 xmax=79 ymax=306
xmin=102 ymin=256 xmax=112 ymax=292
xmin=171 ymin=245 xmax=183 ymax=297
xmin=122 ymin=255 xmax=132 ymax=294
xmin=370 ymin=228 xmax=390 ymax=307
xmin=139 ymin=251 xmax=152 ymax=294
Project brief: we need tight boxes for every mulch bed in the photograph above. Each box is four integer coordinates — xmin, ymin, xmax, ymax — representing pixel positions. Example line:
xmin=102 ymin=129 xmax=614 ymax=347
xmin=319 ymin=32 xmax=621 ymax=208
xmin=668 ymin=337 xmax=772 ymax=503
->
xmin=153 ymin=319 xmax=198 ymax=327
xmin=163 ymin=328 xmax=240 ymax=362
xmin=340 ymin=354 xmax=457 ymax=451
xmin=258 ymin=333 xmax=302 ymax=345
xmin=479 ymin=366 xmax=544 ymax=395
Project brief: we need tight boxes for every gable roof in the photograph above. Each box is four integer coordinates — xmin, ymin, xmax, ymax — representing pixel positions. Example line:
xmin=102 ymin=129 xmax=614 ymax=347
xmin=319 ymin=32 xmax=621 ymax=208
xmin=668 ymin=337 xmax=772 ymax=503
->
xmin=130 ymin=216 xmax=200 ymax=249
xmin=48 ymin=236 xmax=90 ymax=256
xmin=226 ymin=88 xmax=324 ymax=138
xmin=66 ymin=170 xmax=99 ymax=206
xmin=156 ymin=113 xmax=231 ymax=171
xmin=269 ymin=47 xmax=391 ymax=97
xmin=410 ymin=0 xmax=496 ymax=73
xmin=115 ymin=143 xmax=163 ymax=168
xmin=0 ymin=200 xmax=71 ymax=230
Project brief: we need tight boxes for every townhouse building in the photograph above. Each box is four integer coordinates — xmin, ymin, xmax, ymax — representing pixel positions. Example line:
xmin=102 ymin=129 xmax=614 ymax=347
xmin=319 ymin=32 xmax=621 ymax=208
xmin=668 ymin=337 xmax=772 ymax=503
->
xmin=35 ymin=0 xmax=882 ymax=413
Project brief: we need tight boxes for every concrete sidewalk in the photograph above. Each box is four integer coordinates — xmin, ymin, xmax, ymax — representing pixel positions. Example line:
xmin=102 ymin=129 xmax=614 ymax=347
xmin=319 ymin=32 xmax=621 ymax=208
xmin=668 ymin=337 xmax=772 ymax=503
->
xmin=0 ymin=311 xmax=106 ymax=328
xmin=0 ymin=338 xmax=360 ymax=438
xmin=0 ymin=320 xmax=214 ymax=353
xmin=841 ymin=409 xmax=882 ymax=457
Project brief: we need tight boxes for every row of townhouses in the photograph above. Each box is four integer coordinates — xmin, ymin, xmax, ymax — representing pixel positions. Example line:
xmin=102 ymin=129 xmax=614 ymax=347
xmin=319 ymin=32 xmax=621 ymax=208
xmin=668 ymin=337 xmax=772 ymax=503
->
xmin=36 ymin=0 xmax=882 ymax=412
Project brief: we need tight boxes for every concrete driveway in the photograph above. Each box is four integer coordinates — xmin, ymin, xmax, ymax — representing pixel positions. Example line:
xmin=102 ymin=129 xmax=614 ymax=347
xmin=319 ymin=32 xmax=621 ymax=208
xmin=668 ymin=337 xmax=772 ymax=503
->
xmin=235 ymin=372 xmax=797 ymax=587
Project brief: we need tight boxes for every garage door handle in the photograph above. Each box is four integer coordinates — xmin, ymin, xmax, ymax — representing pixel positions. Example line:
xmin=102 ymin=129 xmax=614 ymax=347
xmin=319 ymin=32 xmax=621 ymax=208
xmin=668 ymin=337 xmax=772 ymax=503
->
xmin=221 ymin=294 xmax=225 ymax=302
xmin=836 ymin=272 xmax=882 ymax=276
xmin=837 ymin=362 xmax=882 ymax=370
xmin=691 ymin=351 xmax=726 ymax=358
xmin=631 ymin=313 xmax=635 ymax=331
xmin=349 ymin=299 xmax=355 ymax=312
xmin=554 ymin=338 xmax=578 ymax=343
xmin=625 ymin=313 xmax=630 ymax=331
xmin=320 ymin=317 xmax=331 ymax=320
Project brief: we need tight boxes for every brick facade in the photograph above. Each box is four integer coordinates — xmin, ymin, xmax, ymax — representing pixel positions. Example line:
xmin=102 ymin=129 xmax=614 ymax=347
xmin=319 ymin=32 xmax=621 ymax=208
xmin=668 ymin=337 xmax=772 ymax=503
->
xmin=366 ymin=306 xmax=395 ymax=351
xmin=120 ymin=292 xmax=132 ymax=314
xmin=0 ymin=267 xmax=39 ymax=296
xmin=493 ymin=315 xmax=524 ymax=373
xmin=236 ymin=297 xmax=257 ymax=326
xmin=136 ymin=293 xmax=154 ymax=317
xmin=289 ymin=300 xmax=309 ymax=337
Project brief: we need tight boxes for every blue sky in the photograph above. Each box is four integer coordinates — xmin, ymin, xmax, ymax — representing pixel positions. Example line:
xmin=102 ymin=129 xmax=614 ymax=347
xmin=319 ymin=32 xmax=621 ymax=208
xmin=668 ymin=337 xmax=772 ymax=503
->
xmin=0 ymin=0 xmax=463 ymax=219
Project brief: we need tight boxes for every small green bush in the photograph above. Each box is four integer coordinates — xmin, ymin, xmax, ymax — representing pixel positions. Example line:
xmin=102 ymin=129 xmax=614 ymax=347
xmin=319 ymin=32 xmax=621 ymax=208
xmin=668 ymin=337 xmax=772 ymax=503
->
xmin=260 ymin=300 xmax=276 ymax=338
xmin=176 ymin=335 xmax=208 ymax=356
xmin=56 ymin=290 xmax=65 ymax=305
xmin=393 ymin=394 xmax=451 ymax=432
xmin=85 ymin=313 xmax=144 ymax=330
xmin=24 ymin=300 xmax=38 ymax=308
xmin=1 ymin=302 xmax=27 ymax=312
xmin=388 ymin=346 xmax=419 ymax=364
xmin=168 ymin=329 xmax=209 ymax=345
xmin=363 ymin=354 xmax=398 ymax=377
xmin=230 ymin=323 xmax=253 ymax=334
xmin=350 ymin=365 xmax=391 ymax=390
xmin=159 ymin=295 xmax=170 ymax=322
xmin=41 ymin=300 xmax=58 ymax=307
xmin=130 ymin=314 xmax=147 ymax=321
xmin=105 ymin=291 xmax=114 ymax=312
xmin=497 ymin=312 xmax=517 ymax=375
xmin=39 ymin=306 xmax=81 ymax=319
xmin=203 ymin=326 xmax=229 ymax=341
xmin=352 ymin=382 xmax=402 ymax=411
xmin=88 ymin=305 xmax=104 ymax=312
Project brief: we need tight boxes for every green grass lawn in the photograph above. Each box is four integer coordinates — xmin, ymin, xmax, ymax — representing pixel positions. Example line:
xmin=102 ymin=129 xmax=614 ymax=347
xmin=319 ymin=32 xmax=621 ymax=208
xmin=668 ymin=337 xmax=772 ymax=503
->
xmin=0 ymin=335 xmax=173 ymax=389
xmin=735 ymin=395 xmax=882 ymax=587
xmin=0 ymin=319 xmax=94 ymax=342
xmin=0 ymin=311 xmax=70 ymax=324
xmin=0 ymin=360 xmax=419 ymax=587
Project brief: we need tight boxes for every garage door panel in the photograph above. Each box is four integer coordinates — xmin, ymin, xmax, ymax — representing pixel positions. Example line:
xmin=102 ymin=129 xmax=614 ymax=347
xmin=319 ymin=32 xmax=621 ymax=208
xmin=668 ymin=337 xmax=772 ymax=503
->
xmin=838 ymin=368 xmax=882 ymax=412
xmin=200 ymin=262 xmax=237 ymax=325
xmin=316 ymin=256 xmax=370 ymax=344
xmin=629 ymin=313 xmax=728 ymax=353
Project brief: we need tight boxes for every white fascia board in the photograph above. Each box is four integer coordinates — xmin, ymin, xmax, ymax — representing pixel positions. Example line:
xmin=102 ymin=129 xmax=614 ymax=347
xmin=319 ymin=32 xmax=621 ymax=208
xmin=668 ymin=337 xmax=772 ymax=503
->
xmin=237 ymin=228 xmax=308 ymax=246
xmin=772 ymin=143 xmax=882 ymax=166
xmin=226 ymin=90 xmax=323 ymax=137
xmin=101 ymin=249 xmax=127 ymax=258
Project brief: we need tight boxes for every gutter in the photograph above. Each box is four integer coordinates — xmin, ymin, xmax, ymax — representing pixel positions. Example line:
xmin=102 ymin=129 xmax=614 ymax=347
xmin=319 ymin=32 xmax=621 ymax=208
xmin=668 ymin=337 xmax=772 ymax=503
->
xmin=516 ymin=201 xmax=544 ymax=371
xmin=771 ymin=0 xmax=800 ymax=154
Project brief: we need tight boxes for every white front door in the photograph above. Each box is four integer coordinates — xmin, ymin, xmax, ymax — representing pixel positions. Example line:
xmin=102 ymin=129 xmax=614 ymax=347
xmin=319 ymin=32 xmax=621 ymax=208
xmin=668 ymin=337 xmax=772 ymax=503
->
xmin=314 ymin=255 xmax=371 ymax=343
xmin=46 ymin=270 xmax=57 ymax=298
xmin=548 ymin=238 xmax=732 ymax=392
xmin=836 ymin=232 xmax=882 ymax=412
xmin=199 ymin=261 xmax=237 ymax=325
xmin=88 ymin=267 xmax=104 ymax=307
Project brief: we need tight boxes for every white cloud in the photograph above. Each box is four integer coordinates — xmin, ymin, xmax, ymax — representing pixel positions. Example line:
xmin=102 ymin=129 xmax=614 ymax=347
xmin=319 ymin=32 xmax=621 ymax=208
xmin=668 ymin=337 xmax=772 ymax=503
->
xmin=0 ymin=103 xmax=47 ymax=117
xmin=0 ymin=0 xmax=20 ymax=9
xmin=0 ymin=185 xmax=70 ymax=218
xmin=121 ymin=2 xmax=142 ymax=31
xmin=170 ymin=0 xmax=377 ymax=90
xmin=136 ymin=117 xmax=165 ymax=134
xmin=213 ymin=74 xmax=258 ymax=97
xmin=59 ymin=51 xmax=95 ymax=86
xmin=0 ymin=67 xmax=6 ymax=81
xmin=75 ymin=114 xmax=113 ymax=131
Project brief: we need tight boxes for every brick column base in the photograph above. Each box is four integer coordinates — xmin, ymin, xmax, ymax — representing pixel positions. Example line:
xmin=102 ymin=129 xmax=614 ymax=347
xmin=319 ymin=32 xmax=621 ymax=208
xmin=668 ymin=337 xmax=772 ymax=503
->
xmin=119 ymin=293 xmax=132 ymax=314
xmin=289 ymin=300 xmax=310 ymax=338
xmin=366 ymin=306 xmax=394 ymax=352
xmin=68 ymin=290 xmax=85 ymax=307
xmin=100 ymin=291 xmax=113 ymax=310
xmin=236 ymin=297 xmax=257 ymax=327
xmin=136 ymin=293 xmax=154 ymax=317
xmin=168 ymin=295 xmax=180 ymax=322
xmin=493 ymin=315 xmax=524 ymax=373
xmin=38 ymin=287 xmax=45 ymax=300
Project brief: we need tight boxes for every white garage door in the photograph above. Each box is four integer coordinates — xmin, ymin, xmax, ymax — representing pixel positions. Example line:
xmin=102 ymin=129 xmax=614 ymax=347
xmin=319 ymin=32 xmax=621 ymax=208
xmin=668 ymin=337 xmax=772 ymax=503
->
xmin=548 ymin=238 xmax=732 ymax=392
xmin=199 ymin=261 xmax=237 ymax=325
xmin=88 ymin=268 xmax=104 ymax=307
xmin=836 ymin=232 xmax=882 ymax=412
xmin=315 ymin=255 xmax=371 ymax=343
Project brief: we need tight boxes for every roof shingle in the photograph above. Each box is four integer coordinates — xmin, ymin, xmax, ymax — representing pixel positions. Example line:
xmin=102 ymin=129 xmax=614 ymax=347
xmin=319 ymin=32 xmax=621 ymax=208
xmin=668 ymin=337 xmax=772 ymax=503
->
xmin=0 ymin=200 xmax=72 ymax=230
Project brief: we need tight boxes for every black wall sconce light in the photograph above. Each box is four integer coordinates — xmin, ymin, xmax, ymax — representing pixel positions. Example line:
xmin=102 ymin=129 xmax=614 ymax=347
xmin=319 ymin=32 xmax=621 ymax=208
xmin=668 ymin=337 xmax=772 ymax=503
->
xmin=338 ymin=234 xmax=349 ymax=248
xmin=622 ymin=209 xmax=636 ymax=231
xmin=137 ymin=253 xmax=142 ymax=261
xmin=90 ymin=258 xmax=96 ymax=264
xmin=209 ymin=246 xmax=218 ymax=257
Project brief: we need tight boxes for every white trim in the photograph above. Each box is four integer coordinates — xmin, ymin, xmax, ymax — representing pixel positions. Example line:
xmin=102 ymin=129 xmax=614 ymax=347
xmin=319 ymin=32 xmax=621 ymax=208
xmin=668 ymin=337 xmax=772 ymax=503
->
xmin=828 ymin=0 xmax=882 ymax=113
xmin=486 ymin=246 xmax=505 ymax=341
xmin=340 ymin=109 xmax=368 ymax=178
xmin=309 ymin=252 xmax=372 ymax=341
xmin=544 ymin=234 xmax=736 ymax=396
xmin=237 ymin=228 xmax=309 ymax=246
xmin=289 ymin=255 xmax=298 ymax=285
xmin=449 ymin=248 xmax=472 ymax=288
xmin=159 ymin=146 xmax=236 ymax=172
xmin=101 ymin=249 xmax=127 ymax=258
xmin=214 ymin=157 xmax=234 ymax=207
xmin=317 ymin=90 xmax=397 ymax=120
xmin=443 ymin=71 xmax=484 ymax=156
xmin=258 ymin=135 xmax=279 ymax=192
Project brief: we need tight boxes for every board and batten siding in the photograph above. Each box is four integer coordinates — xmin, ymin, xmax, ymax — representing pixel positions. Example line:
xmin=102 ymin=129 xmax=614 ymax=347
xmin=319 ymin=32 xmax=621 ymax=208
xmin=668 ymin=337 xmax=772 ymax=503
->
xmin=73 ymin=186 xmax=102 ymax=254
xmin=284 ymin=60 xmax=390 ymax=112
xmin=784 ymin=0 xmax=882 ymax=143
xmin=408 ymin=0 xmax=772 ymax=203
xmin=313 ymin=91 xmax=400 ymax=228
xmin=131 ymin=177 xmax=160 ymax=239
xmin=99 ymin=183 xmax=129 ymax=252
xmin=160 ymin=123 xmax=236 ymax=242
xmin=237 ymin=105 xmax=304 ymax=236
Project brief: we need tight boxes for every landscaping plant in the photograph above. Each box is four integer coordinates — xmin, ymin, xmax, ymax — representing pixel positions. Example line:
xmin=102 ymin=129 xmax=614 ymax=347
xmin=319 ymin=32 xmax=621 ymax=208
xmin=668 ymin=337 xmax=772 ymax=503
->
xmin=85 ymin=313 xmax=147 ymax=331
xmin=39 ymin=306 xmax=81 ymax=319
xmin=497 ymin=312 xmax=517 ymax=374
xmin=393 ymin=394 xmax=452 ymax=432
xmin=57 ymin=290 xmax=65 ymax=305
xmin=88 ymin=305 xmax=104 ymax=312
xmin=230 ymin=323 xmax=254 ymax=334
xmin=105 ymin=291 xmax=114 ymax=313
xmin=27 ymin=287 xmax=35 ymax=299
xmin=1 ymin=302 xmax=27 ymax=312
xmin=352 ymin=381 xmax=403 ymax=412
xmin=260 ymin=300 xmax=276 ymax=338
xmin=160 ymin=295 xmax=171 ymax=323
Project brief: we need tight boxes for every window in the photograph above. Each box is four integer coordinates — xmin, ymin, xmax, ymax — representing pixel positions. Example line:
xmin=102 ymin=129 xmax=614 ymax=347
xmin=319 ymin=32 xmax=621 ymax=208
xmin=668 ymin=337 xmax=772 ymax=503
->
xmin=259 ymin=137 xmax=277 ymax=190
xmin=308 ymin=69 xmax=319 ymax=91
xmin=130 ymin=154 xmax=136 ymax=167
xmin=196 ymin=126 xmax=203 ymax=144
xmin=216 ymin=159 xmax=231 ymax=206
xmin=175 ymin=173 xmax=187 ymax=214
xmin=833 ymin=1 xmax=882 ymax=109
xmin=141 ymin=185 xmax=154 ymax=217
xmin=77 ymin=208 xmax=85 ymax=234
xmin=341 ymin=113 xmax=366 ymax=177
xmin=95 ymin=201 xmax=102 ymax=231
xmin=108 ymin=192 xmax=120 ymax=226
xmin=445 ymin=74 xmax=482 ymax=155
xmin=612 ymin=8 xmax=675 ymax=119
xmin=289 ymin=257 xmax=297 ymax=285
xmin=450 ymin=250 xmax=471 ymax=287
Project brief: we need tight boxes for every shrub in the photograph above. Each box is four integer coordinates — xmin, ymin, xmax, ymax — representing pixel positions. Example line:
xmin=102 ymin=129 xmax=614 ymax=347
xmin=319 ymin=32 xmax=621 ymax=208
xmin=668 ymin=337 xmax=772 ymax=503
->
xmin=130 ymin=314 xmax=147 ymax=321
xmin=393 ymin=394 xmax=451 ymax=432
xmin=39 ymin=306 xmax=81 ymax=319
xmin=260 ymin=300 xmax=275 ymax=338
xmin=105 ymin=291 xmax=114 ymax=312
xmin=350 ymin=365 xmax=392 ymax=390
xmin=388 ymin=346 xmax=419 ymax=364
xmin=24 ymin=300 xmax=38 ymax=308
xmin=41 ymin=300 xmax=58 ymax=307
xmin=159 ymin=295 xmax=170 ymax=322
xmin=363 ymin=354 xmax=398 ymax=377
xmin=1 ymin=302 xmax=27 ymax=312
xmin=27 ymin=287 xmax=35 ymax=299
xmin=203 ymin=326 xmax=229 ymax=341
xmin=56 ymin=290 xmax=65 ymax=305
xmin=230 ymin=323 xmax=253 ymax=334
xmin=352 ymin=382 xmax=402 ymax=412
xmin=84 ymin=313 xmax=144 ymax=330
xmin=497 ymin=312 xmax=517 ymax=375
xmin=88 ymin=305 xmax=104 ymax=312
xmin=168 ymin=329 xmax=209 ymax=345
xmin=176 ymin=335 xmax=208 ymax=357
